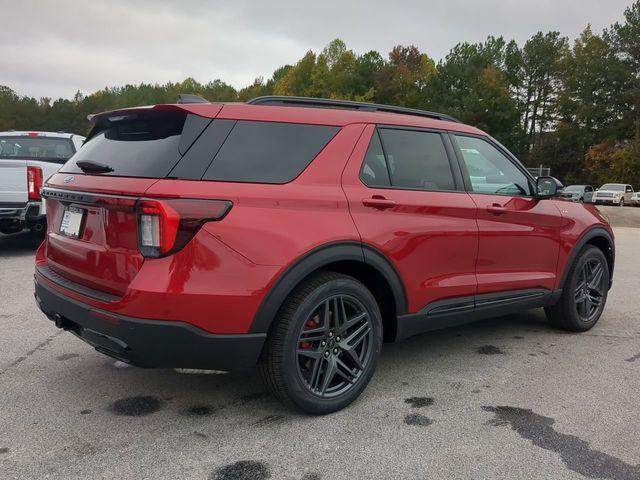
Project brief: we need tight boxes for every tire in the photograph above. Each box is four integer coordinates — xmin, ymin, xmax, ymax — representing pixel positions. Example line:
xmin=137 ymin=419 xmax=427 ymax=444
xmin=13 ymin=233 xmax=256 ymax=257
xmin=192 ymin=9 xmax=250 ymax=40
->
xmin=579 ymin=197 xmax=584 ymax=203
xmin=619 ymin=198 xmax=624 ymax=207
xmin=259 ymin=271 xmax=383 ymax=414
xmin=545 ymin=245 xmax=609 ymax=332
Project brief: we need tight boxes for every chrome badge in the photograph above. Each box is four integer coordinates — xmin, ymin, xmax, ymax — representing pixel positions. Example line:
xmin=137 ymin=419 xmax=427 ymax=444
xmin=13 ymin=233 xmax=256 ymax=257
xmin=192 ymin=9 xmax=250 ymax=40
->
xmin=63 ymin=176 xmax=74 ymax=184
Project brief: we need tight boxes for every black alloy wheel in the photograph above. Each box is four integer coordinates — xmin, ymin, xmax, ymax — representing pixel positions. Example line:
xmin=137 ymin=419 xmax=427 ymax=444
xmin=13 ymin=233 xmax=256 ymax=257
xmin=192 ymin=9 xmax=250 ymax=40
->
xmin=573 ymin=258 xmax=606 ymax=323
xmin=296 ymin=294 xmax=374 ymax=398
xmin=259 ymin=271 xmax=383 ymax=414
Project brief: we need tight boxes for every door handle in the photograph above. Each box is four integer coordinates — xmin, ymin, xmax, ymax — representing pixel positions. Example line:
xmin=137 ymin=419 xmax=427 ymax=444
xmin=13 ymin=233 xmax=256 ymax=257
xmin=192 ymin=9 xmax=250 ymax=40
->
xmin=486 ymin=204 xmax=507 ymax=215
xmin=362 ymin=196 xmax=396 ymax=210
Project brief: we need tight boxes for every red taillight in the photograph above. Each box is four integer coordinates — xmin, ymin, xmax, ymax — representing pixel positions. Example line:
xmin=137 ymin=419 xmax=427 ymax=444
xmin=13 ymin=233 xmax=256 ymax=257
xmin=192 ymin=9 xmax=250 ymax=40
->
xmin=136 ymin=198 xmax=232 ymax=258
xmin=27 ymin=166 xmax=43 ymax=200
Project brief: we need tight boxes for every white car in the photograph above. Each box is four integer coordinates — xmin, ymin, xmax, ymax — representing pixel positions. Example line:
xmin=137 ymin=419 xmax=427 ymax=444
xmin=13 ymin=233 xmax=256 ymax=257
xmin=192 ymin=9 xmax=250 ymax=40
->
xmin=559 ymin=185 xmax=595 ymax=203
xmin=593 ymin=183 xmax=635 ymax=207
xmin=0 ymin=131 xmax=84 ymax=234
xmin=631 ymin=191 xmax=640 ymax=207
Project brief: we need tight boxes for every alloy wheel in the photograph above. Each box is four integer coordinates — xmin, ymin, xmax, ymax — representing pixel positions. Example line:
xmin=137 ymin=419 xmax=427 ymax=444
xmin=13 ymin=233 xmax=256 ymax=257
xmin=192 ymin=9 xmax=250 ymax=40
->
xmin=574 ymin=258 xmax=606 ymax=322
xmin=296 ymin=294 xmax=374 ymax=398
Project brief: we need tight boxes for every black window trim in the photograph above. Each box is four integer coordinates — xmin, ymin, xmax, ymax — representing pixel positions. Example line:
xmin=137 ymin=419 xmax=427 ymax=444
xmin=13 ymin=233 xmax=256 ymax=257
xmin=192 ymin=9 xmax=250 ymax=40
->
xmin=358 ymin=124 xmax=465 ymax=194
xmin=448 ymin=132 xmax=536 ymax=198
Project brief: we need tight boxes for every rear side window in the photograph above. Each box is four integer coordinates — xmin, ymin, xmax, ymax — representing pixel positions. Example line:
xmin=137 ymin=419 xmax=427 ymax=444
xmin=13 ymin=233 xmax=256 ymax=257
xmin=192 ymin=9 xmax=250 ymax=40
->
xmin=62 ymin=111 xmax=189 ymax=177
xmin=202 ymin=121 xmax=339 ymax=184
xmin=0 ymin=136 xmax=75 ymax=164
xmin=376 ymin=129 xmax=455 ymax=191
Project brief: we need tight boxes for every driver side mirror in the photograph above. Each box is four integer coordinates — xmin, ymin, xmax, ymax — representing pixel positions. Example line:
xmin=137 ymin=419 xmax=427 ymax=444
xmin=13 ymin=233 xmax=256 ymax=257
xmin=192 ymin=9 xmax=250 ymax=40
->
xmin=536 ymin=176 xmax=563 ymax=199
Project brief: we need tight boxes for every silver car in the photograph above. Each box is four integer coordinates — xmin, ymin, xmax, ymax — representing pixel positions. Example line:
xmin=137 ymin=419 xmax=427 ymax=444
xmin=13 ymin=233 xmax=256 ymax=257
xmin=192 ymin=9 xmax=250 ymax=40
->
xmin=593 ymin=183 xmax=635 ymax=207
xmin=560 ymin=185 xmax=594 ymax=203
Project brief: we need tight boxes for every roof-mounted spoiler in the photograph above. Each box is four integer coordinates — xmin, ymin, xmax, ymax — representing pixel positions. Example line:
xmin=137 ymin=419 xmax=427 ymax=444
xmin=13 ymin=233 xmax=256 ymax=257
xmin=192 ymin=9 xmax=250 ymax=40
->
xmin=177 ymin=93 xmax=209 ymax=104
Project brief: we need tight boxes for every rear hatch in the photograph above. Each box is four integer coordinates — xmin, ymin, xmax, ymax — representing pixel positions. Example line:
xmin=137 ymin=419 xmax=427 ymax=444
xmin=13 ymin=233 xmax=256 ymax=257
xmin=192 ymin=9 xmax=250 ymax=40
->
xmin=41 ymin=106 xmax=219 ymax=297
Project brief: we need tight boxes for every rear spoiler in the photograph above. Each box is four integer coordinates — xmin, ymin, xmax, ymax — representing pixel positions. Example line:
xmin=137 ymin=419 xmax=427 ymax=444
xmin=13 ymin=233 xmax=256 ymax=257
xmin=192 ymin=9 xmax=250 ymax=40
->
xmin=86 ymin=94 xmax=210 ymax=123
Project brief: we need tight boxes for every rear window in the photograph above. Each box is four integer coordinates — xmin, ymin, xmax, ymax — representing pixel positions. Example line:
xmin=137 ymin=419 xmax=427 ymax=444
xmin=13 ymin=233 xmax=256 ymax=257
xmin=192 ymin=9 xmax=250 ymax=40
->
xmin=61 ymin=111 xmax=188 ymax=177
xmin=0 ymin=136 xmax=75 ymax=163
xmin=600 ymin=184 xmax=625 ymax=191
xmin=202 ymin=121 xmax=339 ymax=184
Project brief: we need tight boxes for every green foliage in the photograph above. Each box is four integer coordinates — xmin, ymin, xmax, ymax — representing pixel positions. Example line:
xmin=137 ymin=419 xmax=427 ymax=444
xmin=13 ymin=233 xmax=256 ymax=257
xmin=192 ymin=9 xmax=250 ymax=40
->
xmin=3 ymin=1 xmax=640 ymax=185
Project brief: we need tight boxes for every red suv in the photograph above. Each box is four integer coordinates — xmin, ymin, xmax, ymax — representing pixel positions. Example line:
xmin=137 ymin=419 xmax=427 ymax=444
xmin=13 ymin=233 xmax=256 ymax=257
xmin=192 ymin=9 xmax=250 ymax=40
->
xmin=34 ymin=95 xmax=614 ymax=413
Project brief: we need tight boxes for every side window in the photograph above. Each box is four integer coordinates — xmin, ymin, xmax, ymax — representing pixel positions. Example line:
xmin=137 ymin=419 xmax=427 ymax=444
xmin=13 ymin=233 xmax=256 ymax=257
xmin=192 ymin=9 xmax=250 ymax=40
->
xmin=360 ymin=131 xmax=391 ymax=188
xmin=203 ymin=121 xmax=339 ymax=184
xmin=378 ymin=129 xmax=455 ymax=191
xmin=455 ymin=135 xmax=532 ymax=196
xmin=585 ymin=186 xmax=593 ymax=193
xmin=626 ymin=185 xmax=633 ymax=193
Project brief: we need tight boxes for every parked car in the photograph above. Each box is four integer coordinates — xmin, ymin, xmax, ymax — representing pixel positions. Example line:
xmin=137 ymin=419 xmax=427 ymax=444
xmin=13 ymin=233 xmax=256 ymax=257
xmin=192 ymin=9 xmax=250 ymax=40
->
xmin=0 ymin=131 xmax=85 ymax=234
xmin=631 ymin=191 xmax=640 ymax=207
xmin=593 ymin=183 xmax=635 ymax=206
xmin=34 ymin=96 xmax=615 ymax=414
xmin=560 ymin=185 xmax=594 ymax=203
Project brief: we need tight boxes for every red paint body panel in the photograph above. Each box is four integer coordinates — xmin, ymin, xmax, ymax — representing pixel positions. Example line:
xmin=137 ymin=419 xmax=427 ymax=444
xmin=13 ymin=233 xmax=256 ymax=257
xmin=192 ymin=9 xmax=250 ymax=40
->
xmin=43 ymin=176 xmax=159 ymax=295
xmin=551 ymin=201 xmax=612 ymax=290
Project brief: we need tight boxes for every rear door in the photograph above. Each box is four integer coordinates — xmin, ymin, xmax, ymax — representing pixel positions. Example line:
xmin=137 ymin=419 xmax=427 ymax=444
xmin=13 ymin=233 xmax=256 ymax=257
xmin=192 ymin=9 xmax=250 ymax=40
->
xmin=342 ymin=125 xmax=478 ymax=313
xmin=451 ymin=133 xmax=562 ymax=294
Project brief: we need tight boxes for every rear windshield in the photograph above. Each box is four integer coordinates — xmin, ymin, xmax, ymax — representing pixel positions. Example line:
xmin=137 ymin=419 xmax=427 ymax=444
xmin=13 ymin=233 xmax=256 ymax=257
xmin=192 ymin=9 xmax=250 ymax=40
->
xmin=600 ymin=184 xmax=625 ymax=191
xmin=0 ymin=136 xmax=75 ymax=163
xmin=61 ymin=111 xmax=188 ymax=177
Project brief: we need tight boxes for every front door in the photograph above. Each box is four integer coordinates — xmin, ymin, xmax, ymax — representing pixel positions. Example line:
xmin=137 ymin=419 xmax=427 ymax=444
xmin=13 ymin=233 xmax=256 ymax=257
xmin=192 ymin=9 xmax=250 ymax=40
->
xmin=451 ymin=134 xmax=562 ymax=295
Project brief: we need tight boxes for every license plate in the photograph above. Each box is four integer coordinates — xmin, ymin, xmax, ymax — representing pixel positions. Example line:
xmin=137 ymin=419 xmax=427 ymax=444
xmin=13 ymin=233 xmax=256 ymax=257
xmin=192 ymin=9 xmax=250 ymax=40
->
xmin=59 ymin=207 xmax=85 ymax=238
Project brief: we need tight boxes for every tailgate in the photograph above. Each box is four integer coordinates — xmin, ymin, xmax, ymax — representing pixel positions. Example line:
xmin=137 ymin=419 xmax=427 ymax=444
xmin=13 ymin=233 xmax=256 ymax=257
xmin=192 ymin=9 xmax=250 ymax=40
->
xmin=41 ymin=176 xmax=158 ymax=297
xmin=0 ymin=159 xmax=27 ymax=204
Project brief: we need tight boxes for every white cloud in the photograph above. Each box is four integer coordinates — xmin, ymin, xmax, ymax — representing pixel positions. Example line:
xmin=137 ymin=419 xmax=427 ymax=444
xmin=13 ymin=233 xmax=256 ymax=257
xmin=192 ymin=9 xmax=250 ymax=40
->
xmin=0 ymin=0 xmax=632 ymax=99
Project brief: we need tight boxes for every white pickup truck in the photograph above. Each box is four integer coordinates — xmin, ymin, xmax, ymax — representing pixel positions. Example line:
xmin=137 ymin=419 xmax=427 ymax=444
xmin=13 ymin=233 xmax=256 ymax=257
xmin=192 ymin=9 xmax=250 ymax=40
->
xmin=0 ymin=131 xmax=84 ymax=234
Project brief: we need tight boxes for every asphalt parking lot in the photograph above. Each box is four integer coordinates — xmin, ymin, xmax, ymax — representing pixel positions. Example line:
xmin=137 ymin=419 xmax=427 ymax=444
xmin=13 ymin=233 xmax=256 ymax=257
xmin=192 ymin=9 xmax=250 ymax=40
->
xmin=1 ymin=206 xmax=639 ymax=480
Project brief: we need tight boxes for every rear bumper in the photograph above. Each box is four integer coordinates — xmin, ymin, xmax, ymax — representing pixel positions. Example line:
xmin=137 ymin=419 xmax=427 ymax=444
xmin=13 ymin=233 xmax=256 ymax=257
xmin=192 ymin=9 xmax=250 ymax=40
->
xmin=34 ymin=277 xmax=266 ymax=370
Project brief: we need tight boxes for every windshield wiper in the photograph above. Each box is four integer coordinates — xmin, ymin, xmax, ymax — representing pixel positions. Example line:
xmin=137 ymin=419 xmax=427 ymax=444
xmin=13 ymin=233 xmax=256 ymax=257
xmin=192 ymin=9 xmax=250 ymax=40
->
xmin=76 ymin=160 xmax=114 ymax=173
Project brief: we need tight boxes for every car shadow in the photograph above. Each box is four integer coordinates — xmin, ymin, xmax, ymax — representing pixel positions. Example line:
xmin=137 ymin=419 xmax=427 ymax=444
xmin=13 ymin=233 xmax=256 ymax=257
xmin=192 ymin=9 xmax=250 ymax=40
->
xmin=45 ymin=309 xmax=558 ymax=422
xmin=0 ymin=231 xmax=44 ymax=257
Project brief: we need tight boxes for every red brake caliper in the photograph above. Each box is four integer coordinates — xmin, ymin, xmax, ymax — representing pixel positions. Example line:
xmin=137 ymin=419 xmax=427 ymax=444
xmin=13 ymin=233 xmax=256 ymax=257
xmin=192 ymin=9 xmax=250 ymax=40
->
xmin=299 ymin=319 xmax=319 ymax=349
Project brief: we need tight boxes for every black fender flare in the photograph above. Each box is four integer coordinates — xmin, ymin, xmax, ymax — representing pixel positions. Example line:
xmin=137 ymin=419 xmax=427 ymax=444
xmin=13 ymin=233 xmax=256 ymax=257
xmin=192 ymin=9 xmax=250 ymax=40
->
xmin=249 ymin=241 xmax=408 ymax=333
xmin=559 ymin=226 xmax=615 ymax=289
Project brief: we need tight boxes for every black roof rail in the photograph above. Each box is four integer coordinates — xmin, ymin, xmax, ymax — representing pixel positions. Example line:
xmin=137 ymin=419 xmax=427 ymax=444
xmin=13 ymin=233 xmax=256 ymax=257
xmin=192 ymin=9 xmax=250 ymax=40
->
xmin=177 ymin=93 xmax=209 ymax=104
xmin=247 ymin=95 xmax=460 ymax=123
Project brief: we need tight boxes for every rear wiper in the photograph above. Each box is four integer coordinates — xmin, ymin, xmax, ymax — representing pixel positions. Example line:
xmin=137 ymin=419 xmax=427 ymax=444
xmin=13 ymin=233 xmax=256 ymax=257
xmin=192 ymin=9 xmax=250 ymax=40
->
xmin=76 ymin=160 xmax=114 ymax=173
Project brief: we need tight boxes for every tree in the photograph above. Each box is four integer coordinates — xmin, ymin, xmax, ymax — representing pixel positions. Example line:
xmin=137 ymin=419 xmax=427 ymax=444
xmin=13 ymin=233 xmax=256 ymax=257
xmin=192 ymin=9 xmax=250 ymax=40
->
xmin=608 ymin=1 xmax=640 ymax=142
xmin=518 ymin=32 xmax=569 ymax=150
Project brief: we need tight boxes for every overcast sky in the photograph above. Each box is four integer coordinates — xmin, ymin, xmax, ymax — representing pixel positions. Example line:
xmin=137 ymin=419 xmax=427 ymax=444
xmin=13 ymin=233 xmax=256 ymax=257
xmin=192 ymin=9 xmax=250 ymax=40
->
xmin=0 ymin=0 xmax=633 ymax=100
